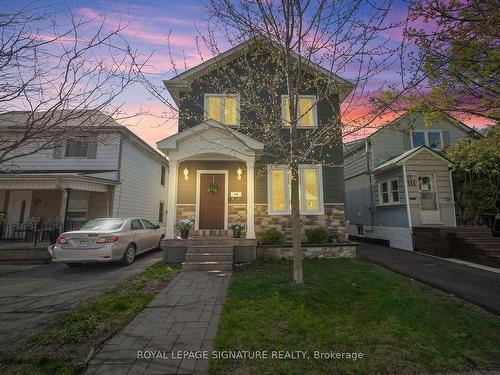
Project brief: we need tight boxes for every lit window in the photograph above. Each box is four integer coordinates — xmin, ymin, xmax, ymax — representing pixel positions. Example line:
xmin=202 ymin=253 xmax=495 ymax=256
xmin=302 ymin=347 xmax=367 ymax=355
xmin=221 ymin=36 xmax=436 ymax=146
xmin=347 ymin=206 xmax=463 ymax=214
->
xmin=411 ymin=131 xmax=443 ymax=149
xmin=205 ymin=94 xmax=239 ymax=126
xmin=268 ymin=165 xmax=323 ymax=215
xmin=282 ymin=95 xmax=317 ymax=127
xmin=379 ymin=178 xmax=400 ymax=205
xmin=270 ymin=169 xmax=287 ymax=212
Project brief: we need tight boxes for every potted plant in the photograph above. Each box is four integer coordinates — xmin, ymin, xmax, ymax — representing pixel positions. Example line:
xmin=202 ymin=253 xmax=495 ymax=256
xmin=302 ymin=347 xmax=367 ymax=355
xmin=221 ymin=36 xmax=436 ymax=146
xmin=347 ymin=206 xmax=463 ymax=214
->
xmin=176 ymin=219 xmax=193 ymax=239
xmin=230 ymin=221 xmax=246 ymax=238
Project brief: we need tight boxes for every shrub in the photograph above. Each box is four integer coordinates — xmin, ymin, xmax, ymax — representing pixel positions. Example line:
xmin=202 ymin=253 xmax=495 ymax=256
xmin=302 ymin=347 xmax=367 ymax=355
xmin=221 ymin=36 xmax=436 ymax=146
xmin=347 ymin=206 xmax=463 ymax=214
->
xmin=261 ymin=228 xmax=284 ymax=244
xmin=305 ymin=227 xmax=329 ymax=243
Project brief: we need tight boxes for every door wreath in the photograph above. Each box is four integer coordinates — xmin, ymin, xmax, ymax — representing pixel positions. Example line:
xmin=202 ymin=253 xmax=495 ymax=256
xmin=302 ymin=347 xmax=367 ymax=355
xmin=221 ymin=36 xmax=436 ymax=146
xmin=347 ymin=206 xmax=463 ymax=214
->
xmin=207 ymin=175 xmax=218 ymax=194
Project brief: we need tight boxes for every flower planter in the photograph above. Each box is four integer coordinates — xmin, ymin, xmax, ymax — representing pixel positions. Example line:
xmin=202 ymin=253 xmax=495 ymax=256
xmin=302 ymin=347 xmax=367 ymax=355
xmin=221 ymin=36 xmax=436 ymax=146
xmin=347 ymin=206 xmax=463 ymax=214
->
xmin=233 ymin=228 xmax=242 ymax=238
xmin=180 ymin=229 xmax=189 ymax=239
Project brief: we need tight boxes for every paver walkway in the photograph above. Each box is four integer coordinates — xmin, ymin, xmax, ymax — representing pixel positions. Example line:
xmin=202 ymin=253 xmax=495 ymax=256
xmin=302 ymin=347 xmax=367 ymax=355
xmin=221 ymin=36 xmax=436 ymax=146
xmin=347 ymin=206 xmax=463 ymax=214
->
xmin=85 ymin=271 xmax=230 ymax=375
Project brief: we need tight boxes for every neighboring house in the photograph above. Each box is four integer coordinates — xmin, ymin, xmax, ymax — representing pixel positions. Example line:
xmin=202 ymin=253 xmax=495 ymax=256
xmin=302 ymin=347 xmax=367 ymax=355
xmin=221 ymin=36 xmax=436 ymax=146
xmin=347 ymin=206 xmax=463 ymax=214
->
xmin=343 ymin=112 xmax=480 ymax=250
xmin=157 ymin=38 xmax=353 ymax=241
xmin=0 ymin=111 xmax=168 ymax=240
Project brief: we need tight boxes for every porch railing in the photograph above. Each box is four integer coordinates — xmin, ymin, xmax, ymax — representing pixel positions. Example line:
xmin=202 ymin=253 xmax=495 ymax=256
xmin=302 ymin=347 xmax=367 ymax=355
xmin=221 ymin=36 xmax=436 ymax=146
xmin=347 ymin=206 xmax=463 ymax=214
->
xmin=0 ymin=222 xmax=84 ymax=246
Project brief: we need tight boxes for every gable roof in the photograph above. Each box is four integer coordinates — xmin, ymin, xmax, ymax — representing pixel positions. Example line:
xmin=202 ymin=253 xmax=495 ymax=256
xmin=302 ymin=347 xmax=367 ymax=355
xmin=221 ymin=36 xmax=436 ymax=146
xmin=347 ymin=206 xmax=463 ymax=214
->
xmin=156 ymin=120 xmax=264 ymax=152
xmin=371 ymin=145 xmax=454 ymax=173
xmin=164 ymin=37 xmax=355 ymax=106
xmin=343 ymin=111 xmax=483 ymax=156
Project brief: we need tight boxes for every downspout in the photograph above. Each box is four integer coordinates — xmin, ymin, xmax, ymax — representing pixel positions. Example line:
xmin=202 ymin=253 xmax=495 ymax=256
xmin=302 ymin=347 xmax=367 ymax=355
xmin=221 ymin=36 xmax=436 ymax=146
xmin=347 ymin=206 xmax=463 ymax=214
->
xmin=365 ymin=140 xmax=375 ymax=227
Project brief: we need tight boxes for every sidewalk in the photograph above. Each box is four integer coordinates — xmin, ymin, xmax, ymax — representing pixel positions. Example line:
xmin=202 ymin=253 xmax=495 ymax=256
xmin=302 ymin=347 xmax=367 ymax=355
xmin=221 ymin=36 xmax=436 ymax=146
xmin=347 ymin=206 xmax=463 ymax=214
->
xmin=85 ymin=271 xmax=230 ymax=375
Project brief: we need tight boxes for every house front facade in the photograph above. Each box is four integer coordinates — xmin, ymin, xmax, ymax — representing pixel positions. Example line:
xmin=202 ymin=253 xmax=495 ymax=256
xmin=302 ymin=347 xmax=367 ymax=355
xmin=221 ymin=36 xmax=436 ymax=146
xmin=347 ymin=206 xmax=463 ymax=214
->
xmin=0 ymin=111 xmax=168 ymax=241
xmin=158 ymin=39 xmax=353 ymax=241
xmin=343 ymin=112 xmax=480 ymax=250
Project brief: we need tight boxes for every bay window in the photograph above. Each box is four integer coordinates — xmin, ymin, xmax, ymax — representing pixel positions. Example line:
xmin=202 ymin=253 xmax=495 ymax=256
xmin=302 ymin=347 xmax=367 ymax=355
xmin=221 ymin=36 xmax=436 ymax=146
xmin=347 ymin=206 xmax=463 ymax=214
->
xmin=282 ymin=95 xmax=318 ymax=128
xmin=268 ymin=165 xmax=323 ymax=215
xmin=204 ymin=94 xmax=239 ymax=126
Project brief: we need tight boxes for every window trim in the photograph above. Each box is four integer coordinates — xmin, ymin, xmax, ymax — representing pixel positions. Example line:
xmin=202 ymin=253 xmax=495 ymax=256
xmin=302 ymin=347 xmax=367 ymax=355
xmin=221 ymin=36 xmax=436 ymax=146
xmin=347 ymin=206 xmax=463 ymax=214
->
xmin=281 ymin=94 xmax=319 ymax=129
xmin=160 ymin=165 xmax=166 ymax=186
xmin=267 ymin=164 xmax=324 ymax=215
xmin=410 ymin=130 xmax=444 ymax=150
xmin=378 ymin=177 xmax=401 ymax=206
xmin=203 ymin=93 xmax=240 ymax=127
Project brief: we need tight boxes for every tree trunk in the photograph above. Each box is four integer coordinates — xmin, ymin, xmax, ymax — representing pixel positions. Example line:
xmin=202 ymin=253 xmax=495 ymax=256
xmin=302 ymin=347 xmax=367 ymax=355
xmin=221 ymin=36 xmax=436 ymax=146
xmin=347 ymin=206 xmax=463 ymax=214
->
xmin=290 ymin=162 xmax=303 ymax=285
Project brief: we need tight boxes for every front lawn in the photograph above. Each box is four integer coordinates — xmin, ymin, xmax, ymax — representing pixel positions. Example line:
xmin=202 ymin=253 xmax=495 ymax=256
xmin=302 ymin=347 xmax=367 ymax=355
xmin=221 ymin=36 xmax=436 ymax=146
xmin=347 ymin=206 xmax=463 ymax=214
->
xmin=0 ymin=261 xmax=178 ymax=375
xmin=211 ymin=259 xmax=500 ymax=375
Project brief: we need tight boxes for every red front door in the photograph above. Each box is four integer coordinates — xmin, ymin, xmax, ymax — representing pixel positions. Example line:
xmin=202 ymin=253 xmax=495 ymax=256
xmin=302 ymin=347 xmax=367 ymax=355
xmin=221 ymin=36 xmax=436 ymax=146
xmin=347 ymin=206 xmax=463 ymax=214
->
xmin=199 ymin=173 xmax=225 ymax=229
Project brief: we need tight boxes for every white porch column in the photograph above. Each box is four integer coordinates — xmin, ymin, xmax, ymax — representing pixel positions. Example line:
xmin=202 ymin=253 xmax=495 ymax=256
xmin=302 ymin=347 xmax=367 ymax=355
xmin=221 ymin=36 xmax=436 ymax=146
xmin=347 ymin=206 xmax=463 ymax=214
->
xmin=246 ymin=161 xmax=256 ymax=239
xmin=166 ymin=160 xmax=178 ymax=239
xmin=59 ymin=189 xmax=68 ymax=231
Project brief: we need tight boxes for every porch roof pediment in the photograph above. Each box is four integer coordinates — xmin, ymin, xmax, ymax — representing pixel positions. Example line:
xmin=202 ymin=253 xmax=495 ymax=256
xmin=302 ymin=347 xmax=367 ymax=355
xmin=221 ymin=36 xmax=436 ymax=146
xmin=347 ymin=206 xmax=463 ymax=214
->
xmin=156 ymin=121 xmax=264 ymax=162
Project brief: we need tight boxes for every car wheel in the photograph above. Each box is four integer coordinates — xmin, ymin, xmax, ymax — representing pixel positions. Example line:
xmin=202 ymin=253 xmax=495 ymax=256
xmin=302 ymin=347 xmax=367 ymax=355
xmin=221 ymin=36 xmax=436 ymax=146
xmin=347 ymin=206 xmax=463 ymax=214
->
xmin=66 ymin=263 xmax=81 ymax=268
xmin=121 ymin=244 xmax=136 ymax=266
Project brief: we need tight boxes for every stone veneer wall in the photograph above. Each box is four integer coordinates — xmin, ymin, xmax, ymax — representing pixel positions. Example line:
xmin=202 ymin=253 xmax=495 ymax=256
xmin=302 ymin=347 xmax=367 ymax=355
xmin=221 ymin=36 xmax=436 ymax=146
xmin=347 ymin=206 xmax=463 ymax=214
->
xmin=258 ymin=244 xmax=357 ymax=259
xmin=255 ymin=204 xmax=347 ymax=242
xmin=176 ymin=204 xmax=196 ymax=223
xmin=175 ymin=203 xmax=347 ymax=241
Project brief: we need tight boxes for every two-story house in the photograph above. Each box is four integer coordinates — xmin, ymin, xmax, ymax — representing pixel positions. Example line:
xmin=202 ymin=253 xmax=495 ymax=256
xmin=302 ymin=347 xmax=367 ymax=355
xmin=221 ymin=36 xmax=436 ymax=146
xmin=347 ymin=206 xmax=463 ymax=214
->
xmin=157 ymin=38 xmax=353 ymax=241
xmin=0 ymin=110 xmax=168 ymax=240
xmin=343 ymin=112 xmax=480 ymax=250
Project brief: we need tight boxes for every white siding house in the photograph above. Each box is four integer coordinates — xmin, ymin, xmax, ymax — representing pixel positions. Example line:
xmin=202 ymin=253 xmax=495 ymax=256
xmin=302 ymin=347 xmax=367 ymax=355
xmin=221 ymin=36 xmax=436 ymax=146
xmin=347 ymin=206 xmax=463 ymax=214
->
xmin=343 ymin=112 xmax=480 ymax=250
xmin=0 ymin=111 xmax=168 ymax=241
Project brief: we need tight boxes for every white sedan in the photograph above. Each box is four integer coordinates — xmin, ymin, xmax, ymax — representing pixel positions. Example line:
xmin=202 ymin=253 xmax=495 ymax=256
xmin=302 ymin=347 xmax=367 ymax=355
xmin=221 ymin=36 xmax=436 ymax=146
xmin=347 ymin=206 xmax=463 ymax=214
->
xmin=52 ymin=218 xmax=165 ymax=267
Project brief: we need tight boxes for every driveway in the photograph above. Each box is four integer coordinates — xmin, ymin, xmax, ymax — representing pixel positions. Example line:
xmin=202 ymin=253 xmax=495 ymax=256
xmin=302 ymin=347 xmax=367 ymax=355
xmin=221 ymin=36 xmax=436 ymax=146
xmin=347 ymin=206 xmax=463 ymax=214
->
xmin=358 ymin=243 xmax=500 ymax=315
xmin=0 ymin=250 xmax=162 ymax=354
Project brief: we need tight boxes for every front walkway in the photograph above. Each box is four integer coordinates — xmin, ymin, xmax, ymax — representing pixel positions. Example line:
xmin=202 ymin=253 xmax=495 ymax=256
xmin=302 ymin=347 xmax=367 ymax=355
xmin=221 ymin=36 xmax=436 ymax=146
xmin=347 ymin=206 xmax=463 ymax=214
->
xmin=358 ymin=242 xmax=500 ymax=315
xmin=85 ymin=271 xmax=230 ymax=375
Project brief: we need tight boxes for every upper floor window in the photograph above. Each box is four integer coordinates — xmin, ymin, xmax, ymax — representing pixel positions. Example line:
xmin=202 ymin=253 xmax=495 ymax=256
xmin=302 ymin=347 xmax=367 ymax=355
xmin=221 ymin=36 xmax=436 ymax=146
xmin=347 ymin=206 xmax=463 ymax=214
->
xmin=282 ymin=95 xmax=318 ymax=128
xmin=160 ymin=166 xmax=166 ymax=186
xmin=204 ymin=94 xmax=239 ymax=126
xmin=411 ymin=131 xmax=443 ymax=149
xmin=65 ymin=140 xmax=89 ymax=157
xmin=268 ymin=164 xmax=324 ymax=215
xmin=378 ymin=178 xmax=400 ymax=206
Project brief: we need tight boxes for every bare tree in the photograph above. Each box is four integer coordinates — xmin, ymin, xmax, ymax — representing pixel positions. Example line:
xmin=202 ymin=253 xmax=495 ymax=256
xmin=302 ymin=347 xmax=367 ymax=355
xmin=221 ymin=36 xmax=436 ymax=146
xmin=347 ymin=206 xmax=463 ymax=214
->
xmin=0 ymin=4 xmax=139 ymax=167
xmin=133 ymin=0 xmax=403 ymax=285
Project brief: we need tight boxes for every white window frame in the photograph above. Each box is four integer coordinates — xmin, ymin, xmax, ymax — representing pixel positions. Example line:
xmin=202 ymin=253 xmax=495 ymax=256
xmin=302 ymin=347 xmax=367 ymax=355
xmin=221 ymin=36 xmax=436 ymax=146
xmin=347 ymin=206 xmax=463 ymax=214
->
xmin=378 ymin=177 xmax=401 ymax=206
xmin=267 ymin=164 xmax=324 ymax=215
xmin=281 ymin=95 xmax=318 ymax=128
xmin=203 ymin=93 xmax=240 ymax=126
xmin=410 ymin=130 xmax=444 ymax=150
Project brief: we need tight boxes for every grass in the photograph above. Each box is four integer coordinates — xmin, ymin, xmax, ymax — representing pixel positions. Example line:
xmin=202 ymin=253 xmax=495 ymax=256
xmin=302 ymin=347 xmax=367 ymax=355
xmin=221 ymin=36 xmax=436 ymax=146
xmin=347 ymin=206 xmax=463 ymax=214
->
xmin=0 ymin=261 xmax=178 ymax=375
xmin=210 ymin=259 xmax=500 ymax=375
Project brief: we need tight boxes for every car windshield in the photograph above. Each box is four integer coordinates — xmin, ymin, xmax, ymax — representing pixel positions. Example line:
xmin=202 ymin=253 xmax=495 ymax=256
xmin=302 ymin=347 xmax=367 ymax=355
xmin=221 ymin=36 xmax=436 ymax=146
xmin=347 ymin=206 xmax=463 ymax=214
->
xmin=79 ymin=219 xmax=125 ymax=231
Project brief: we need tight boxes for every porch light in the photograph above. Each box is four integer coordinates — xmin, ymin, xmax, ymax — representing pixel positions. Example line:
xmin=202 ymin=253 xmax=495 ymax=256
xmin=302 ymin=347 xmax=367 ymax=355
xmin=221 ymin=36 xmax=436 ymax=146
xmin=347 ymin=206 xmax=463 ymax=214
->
xmin=237 ymin=167 xmax=242 ymax=180
xmin=183 ymin=168 xmax=189 ymax=180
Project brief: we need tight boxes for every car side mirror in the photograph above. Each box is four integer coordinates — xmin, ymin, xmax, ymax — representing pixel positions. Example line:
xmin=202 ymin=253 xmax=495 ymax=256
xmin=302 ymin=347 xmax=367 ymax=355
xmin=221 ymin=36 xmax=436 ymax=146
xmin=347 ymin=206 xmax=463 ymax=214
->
xmin=154 ymin=225 xmax=160 ymax=230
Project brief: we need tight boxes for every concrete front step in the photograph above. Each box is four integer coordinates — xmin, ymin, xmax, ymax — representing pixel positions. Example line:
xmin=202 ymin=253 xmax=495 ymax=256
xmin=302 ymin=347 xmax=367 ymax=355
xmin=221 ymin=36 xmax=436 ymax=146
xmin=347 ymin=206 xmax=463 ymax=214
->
xmin=182 ymin=261 xmax=233 ymax=271
xmin=187 ymin=246 xmax=233 ymax=254
xmin=185 ymin=253 xmax=233 ymax=262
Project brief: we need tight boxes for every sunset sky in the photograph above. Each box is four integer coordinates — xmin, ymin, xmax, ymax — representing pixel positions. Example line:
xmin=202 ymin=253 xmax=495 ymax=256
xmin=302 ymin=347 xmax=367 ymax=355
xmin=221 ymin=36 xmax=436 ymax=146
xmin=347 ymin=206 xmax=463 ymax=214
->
xmin=12 ymin=0 xmax=493 ymax=146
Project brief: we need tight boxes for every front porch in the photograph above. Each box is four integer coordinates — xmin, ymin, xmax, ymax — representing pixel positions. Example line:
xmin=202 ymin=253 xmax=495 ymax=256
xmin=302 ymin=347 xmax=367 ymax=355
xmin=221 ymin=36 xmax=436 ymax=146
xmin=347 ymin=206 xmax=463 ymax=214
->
xmin=0 ymin=173 xmax=116 ymax=248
